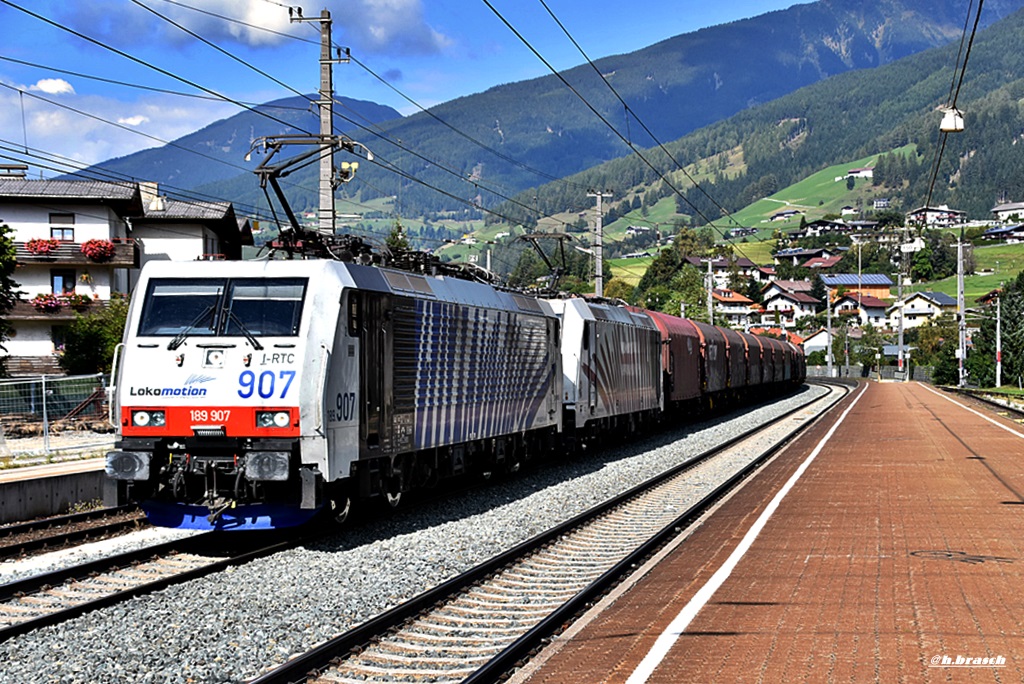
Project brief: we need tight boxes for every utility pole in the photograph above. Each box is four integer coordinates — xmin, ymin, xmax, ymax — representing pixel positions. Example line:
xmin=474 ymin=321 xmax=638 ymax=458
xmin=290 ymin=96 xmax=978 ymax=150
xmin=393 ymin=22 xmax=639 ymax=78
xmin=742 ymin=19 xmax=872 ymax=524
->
xmin=588 ymin=190 xmax=611 ymax=297
xmin=996 ymin=294 xmax=1002 ymax=388
xmin=956 ymin=235 xmax=966 ymax=387
xmin=706 ymin=258 xmax=714 ymax=324
xmin=826 ymin=290 xmax=834 ymax=377
xmin=291 ymin=8 xmax=348 ymax=235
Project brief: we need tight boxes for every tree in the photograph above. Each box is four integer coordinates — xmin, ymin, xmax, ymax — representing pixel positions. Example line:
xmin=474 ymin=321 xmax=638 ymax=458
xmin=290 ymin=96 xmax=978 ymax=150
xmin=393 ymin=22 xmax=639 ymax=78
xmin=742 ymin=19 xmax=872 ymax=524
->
xmin=385 ymin=221 xmax=411 ymax=252
xmin=58 ymin=294 xmax=130 ymax=375
xmin=666 ymin=265 xmax=709 ymax=323
xmin=809 ymin=274 xmax=827 ymax=312
xmin=603 ymin=278 xmax=634 ymax=302
xmin=0 ymin=223 xmax=19 ymax=377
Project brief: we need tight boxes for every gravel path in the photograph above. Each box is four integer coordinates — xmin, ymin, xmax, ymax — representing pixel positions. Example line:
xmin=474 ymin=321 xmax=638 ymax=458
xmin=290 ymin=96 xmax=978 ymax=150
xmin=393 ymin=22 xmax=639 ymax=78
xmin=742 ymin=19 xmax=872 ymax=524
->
xmin=0 ymin=385 xmax=829 ymax=684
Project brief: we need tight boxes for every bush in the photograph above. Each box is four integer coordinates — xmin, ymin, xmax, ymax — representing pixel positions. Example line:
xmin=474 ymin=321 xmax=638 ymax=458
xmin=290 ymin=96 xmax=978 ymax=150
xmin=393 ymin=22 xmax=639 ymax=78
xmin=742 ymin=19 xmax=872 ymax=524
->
xmin=58 ymin=294 xmax=130 ymax=374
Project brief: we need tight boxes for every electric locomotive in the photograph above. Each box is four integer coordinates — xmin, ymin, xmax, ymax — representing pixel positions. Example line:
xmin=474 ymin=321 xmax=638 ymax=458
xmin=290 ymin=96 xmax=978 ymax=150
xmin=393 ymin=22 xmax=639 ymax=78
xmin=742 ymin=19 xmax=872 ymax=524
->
xmin=105 ymin=259 xmax=562 ymax=530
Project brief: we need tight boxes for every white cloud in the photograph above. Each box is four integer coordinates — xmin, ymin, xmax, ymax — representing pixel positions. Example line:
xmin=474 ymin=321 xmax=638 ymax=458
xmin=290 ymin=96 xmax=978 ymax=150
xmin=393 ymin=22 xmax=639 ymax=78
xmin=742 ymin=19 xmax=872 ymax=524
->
xmin=55 ymin=0 xmax=449 ymax=54
xmin=336 ymin=0 xmax=452 ymax=55
xmin=117 ymin=115 xmax=150 ymax=126
xmin=0 ymin=85 xmax=236 ymax=172
xmin=29 ymin=79 xmax=75 ymax=95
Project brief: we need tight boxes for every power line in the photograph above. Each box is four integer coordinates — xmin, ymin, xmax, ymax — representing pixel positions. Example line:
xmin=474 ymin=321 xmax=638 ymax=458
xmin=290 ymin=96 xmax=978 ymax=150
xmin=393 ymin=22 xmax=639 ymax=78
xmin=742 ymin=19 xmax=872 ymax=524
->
xmin=480 ymin=0 xmax=751 ymax=262
xmin=0 ymin=0 xmax=317 ymax=137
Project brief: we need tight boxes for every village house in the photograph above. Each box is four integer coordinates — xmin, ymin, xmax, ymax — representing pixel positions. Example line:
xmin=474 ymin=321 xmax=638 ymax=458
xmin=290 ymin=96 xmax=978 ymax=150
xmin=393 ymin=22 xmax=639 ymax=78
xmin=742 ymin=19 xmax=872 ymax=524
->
xmin=820 ymin=273 xmax=893 ymax=302
xmin=887 ymin=291 xmax=957 ymax=329
xmin=980 ymin=224 xmax=1024 ymax=243
xmin=832 ymin=293 xmax=889 ymax=328
xmin=0 ymin=175 xmax=251 ymax=376
xmin=711 ymin=288 xmax=754 ymax=328
xmin=990 ymin=201 xmax=1024 ymax=223
xmin=772 ymin=247 xmax=837 ymax=266
xmin=905 ymin=204 xmax=966 ymax=229
xmin=681 ymin=256 xmax=766 ymax=289
xmin=761 ymin=289 xmax=820 ymax=326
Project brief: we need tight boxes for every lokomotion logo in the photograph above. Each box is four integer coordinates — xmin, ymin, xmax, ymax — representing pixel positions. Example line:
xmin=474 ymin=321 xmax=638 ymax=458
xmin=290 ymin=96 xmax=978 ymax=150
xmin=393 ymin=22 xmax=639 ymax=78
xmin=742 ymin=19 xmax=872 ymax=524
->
xmin=129 ymin=373 xmax=216 ymax=397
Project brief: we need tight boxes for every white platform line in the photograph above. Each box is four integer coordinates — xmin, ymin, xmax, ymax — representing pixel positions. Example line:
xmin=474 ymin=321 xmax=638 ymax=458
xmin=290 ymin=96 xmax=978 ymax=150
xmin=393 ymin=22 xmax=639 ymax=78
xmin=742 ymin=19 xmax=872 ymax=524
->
xmin=625 ymin=382 xmax=869 ymax=684
xmin=918 ymin=383 xmax=1024 ymax=440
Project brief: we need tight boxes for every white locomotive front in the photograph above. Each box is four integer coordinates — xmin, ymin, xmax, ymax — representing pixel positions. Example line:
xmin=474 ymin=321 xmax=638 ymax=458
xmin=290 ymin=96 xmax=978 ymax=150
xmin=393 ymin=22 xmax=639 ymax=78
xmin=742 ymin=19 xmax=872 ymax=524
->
xmin=106 ymin=259 xmax=563 ymax=530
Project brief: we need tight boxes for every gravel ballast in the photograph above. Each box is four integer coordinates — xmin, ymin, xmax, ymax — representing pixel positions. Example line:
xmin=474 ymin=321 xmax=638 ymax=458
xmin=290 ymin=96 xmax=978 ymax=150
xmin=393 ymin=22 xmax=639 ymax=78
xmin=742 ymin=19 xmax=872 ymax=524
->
xmin=0 ymin=385 xmax=829 ymax=684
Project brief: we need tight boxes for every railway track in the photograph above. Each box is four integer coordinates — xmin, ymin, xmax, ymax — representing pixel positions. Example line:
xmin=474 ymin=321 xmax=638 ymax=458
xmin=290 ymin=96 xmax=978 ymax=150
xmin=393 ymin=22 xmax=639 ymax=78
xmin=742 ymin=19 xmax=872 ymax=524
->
xmin=0 ymin=531 xmax=300 ymax=644
xmin=948 ymin=387 xmax=1024 ymax=420
xmin=250 ymin=381 xmax=849 ymax=684
xmin=0 ymin=505 xmax=147 ymax=560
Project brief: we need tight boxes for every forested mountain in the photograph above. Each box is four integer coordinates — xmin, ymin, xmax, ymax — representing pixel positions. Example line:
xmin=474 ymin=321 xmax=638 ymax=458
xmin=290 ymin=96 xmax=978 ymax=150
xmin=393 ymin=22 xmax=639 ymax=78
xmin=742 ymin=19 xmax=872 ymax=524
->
xmin=502 ymin=6 xmax=1024 ymax=226
xmin=75 ymin=0 xmax=1024 ymax=218
xmin=75 ymin=95 xmax=401 ymax=190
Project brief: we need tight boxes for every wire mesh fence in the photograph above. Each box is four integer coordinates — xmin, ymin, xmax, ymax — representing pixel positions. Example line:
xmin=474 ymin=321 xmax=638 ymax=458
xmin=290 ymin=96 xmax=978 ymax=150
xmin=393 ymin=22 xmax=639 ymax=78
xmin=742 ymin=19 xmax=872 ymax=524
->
xmin=0 ymin=374 xmax=111 ymax=455
xmin=0 ymin=373 xmax=109 ymax=422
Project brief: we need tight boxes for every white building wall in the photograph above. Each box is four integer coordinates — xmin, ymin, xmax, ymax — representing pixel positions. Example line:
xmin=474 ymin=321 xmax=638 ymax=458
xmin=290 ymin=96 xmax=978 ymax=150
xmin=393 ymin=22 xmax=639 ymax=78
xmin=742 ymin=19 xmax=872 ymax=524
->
xmin=5 ymin=322 xmax=58 ymax=356
xmin=5 ymin=203 xmax=126 ymax=242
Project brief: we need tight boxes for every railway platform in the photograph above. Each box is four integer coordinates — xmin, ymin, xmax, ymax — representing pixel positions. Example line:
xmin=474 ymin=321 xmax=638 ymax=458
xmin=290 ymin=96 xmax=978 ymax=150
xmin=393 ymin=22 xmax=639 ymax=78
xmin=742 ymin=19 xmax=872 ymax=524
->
xmin=512 ymin=381 xmax=1024 ymax=683
xmin=0 ymin=452 xmax=111 ymax=524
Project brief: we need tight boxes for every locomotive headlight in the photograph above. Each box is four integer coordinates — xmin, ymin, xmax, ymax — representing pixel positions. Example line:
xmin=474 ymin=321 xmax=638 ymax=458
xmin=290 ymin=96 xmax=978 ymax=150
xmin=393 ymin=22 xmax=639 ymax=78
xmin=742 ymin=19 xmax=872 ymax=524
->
xmin=256 ymin=410 xmax=291 ymax=428
xmin=132 ymin=410 xmax=166 ymax=427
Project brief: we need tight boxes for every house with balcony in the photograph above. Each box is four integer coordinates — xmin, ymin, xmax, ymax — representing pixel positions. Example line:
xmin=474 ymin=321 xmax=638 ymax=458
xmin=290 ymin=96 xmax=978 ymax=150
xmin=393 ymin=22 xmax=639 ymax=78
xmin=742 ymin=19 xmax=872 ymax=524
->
xmin=905 ymin=204 xmax=966 ymax=229
xmin=711 ymin=288 xmax=754 ymax=328
xmin=832 ymin=294 xmax=889 ymax=328
xmin=681 ymin=256 xmax=766 ymax=289
xmin=886 ymin=291 xmax=957 ymax=330
xmin=761 ymin=290 xmax=820 ymax=326
xmin=1 ymin=177 xmax=252 ymax=376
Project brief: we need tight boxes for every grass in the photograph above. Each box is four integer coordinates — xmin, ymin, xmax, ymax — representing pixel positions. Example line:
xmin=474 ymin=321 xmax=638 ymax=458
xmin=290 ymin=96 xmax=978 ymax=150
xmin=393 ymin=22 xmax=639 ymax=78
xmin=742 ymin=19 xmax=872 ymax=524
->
xmin=917 ymin=242 xmax=1024 ymax=302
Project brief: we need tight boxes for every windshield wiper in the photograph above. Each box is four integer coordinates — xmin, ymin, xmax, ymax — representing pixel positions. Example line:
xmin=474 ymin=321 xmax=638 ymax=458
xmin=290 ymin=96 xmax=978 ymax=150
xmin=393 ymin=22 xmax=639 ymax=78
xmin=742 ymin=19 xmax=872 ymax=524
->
xmin=167 ymin=305 xmax=216 ymax=350
xmin=225 ymin=309 xmax=264 ymax=350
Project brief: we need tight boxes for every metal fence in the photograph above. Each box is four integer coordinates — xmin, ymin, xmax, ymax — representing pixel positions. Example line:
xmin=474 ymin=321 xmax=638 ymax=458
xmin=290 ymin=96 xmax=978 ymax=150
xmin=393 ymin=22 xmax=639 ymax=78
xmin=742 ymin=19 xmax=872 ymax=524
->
xmin=806 ymin=365 xmax=934 ymax=382
xmin=0 ymin=372 xmax=110 ymax=436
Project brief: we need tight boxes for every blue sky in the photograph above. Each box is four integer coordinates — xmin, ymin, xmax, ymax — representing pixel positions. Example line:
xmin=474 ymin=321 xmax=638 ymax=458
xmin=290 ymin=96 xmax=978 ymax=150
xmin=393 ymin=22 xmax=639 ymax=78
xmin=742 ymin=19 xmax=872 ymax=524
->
xmin=0 ymin=0 xmax=800 ymax=175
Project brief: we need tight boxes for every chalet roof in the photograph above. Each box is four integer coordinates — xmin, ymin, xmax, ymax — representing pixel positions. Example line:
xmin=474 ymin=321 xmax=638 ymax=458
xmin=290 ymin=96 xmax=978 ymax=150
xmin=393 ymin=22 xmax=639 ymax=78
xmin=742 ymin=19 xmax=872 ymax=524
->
xmin=803 ymin=255 xmax=842 ymax=269
xmin=991 ymin=201 xmax=1024 ymax=213
xmin=0 ymin=178 xmax=139 ymax=202
xmin=140 ymin=197 xmax=233 ymax=221
xmin=761 ymin=279 xmax=813 ymax=293
xmin=914 ymin=291 xmax=957 ymax=307
xmin=836 ymin=294 xmax=888 ymax=309
xmin=711 ymin=288 xmax=753 ymax=305
xmin=981 ymin=224 xmax=1024 ymax=237
xmin=907 ymin=205 xmax=965 ymax=216
xmin=821 ymin=273 xmax=893 ymax=287
xmin=681 ymin=256 xmax=758 ymax=269
xmin=770 ymin=291 xmax=820 ymax=305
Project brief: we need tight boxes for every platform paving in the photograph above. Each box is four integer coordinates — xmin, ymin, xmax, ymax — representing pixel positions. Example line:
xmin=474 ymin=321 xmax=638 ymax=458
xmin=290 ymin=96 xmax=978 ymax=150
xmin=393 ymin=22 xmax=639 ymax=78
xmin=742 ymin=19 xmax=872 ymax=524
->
xmin=514 ymin=382 xmax=1024 ymax=683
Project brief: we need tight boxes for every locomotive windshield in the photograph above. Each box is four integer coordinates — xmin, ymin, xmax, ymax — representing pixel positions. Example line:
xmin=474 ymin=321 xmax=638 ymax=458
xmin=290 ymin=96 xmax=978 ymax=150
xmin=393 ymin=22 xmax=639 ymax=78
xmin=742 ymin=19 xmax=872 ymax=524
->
xmin=138 ymin=277 xmax=308 ymax=337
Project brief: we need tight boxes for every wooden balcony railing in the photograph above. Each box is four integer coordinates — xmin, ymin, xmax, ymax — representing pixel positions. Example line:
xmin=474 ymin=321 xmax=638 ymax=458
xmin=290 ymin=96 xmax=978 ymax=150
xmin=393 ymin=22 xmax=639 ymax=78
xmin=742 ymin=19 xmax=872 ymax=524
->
xmin=7 ymin=299 xmax=110 ymax=321
xmin=14 ymin=239 xmax=138 ymax=268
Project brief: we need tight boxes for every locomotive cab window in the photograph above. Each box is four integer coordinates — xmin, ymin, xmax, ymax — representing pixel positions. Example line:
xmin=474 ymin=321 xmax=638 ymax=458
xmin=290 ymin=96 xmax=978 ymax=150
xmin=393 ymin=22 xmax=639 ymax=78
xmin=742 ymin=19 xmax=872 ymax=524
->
xmin=138 ymin=279 xmax=223 ymax=336
xmin=224 ymin=279 xmax=306 ymax=336
xmin=138 ymin=277 xmax=307 ymax=337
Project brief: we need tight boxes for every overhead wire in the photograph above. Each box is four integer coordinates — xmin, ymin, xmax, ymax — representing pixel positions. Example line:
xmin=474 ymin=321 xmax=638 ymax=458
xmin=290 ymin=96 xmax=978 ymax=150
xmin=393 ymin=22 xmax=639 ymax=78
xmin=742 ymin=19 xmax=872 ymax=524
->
xmin=480 ymin=0 xmax=751 ymax=263
xmin=923 ymin=0 xmax=984 ymax=210
xmin=534 ymin=0 xmax=751 ymax=241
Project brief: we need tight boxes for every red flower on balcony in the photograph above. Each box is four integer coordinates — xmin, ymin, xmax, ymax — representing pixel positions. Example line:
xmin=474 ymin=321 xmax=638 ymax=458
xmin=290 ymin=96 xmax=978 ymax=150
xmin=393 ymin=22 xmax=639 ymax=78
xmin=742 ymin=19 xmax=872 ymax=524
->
xmin=31 ymin=293 xmax=64 ymax=312
xmin=26 ymin=238 xmax=60 ymax=255
xmin=80 ymin=238 xmax=116 ymax=261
